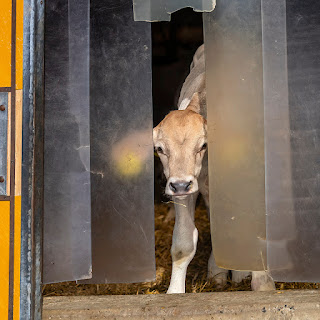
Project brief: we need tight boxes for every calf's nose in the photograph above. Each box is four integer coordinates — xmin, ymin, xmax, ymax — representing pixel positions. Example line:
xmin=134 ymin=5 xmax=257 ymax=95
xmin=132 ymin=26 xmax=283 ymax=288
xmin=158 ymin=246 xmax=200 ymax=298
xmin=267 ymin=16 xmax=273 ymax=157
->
xmin=169 ymin=181 xmax=192 ymax=194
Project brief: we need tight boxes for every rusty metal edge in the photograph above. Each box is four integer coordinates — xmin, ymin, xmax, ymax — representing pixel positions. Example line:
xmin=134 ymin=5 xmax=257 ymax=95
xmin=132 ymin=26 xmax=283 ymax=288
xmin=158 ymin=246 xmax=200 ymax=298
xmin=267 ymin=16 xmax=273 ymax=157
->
xmin=0 ymin=87 xmax=12 ymax=92
xmin=0 ymin=195 xmax=10 ymax=201
xmin=8 ymin=0 xmax=17 ymax=317
xmin=20 ymin=0 xmax=45 ymax=319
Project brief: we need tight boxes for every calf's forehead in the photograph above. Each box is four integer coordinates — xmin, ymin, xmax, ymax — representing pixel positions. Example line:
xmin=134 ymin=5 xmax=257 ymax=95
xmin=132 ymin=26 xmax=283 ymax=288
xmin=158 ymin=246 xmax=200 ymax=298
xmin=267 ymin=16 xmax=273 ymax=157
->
xmin=157 ymin=110 xmax=206 ymax=144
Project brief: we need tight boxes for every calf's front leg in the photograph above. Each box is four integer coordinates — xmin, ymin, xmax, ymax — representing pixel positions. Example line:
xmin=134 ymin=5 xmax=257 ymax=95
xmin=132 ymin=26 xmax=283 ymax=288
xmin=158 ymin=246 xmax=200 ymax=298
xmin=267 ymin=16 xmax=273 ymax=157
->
xmin=207 ymin=251 xmax=228 ymax=287
xmin=167 ymin=193 xmax=198 ymax=294
xmin=251 ymin=271 xmax=275 ymax=291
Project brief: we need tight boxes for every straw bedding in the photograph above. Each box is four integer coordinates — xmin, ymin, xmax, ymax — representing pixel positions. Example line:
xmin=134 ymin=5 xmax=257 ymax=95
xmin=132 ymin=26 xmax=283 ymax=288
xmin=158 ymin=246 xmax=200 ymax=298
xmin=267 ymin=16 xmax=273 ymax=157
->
xmin=43 ymin=201 xmax=319 ymax=296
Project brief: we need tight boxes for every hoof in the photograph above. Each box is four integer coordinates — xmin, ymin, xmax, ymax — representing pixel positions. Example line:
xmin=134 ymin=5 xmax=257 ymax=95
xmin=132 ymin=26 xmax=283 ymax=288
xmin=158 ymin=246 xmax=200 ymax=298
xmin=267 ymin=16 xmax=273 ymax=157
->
xmin=208 ymin=271 xmax=227 ymax=288
xmin=251 ymin=271 xmax=275 ymax=291
xmin=166 ymin=288 xmax=184 ymax=294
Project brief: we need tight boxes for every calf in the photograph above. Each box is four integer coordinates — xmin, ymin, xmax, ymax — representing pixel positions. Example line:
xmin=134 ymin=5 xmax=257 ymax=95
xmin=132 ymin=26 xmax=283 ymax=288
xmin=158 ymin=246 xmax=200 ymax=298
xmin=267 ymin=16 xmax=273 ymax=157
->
xmin=153 ymin=45 xmax=275 ymax=294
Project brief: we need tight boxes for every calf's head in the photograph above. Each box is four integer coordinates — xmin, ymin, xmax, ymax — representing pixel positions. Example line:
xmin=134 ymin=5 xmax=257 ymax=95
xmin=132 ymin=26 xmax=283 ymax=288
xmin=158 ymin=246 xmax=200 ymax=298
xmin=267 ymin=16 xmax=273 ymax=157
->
xmin=153 ymin=93 xmax=207 ymax=196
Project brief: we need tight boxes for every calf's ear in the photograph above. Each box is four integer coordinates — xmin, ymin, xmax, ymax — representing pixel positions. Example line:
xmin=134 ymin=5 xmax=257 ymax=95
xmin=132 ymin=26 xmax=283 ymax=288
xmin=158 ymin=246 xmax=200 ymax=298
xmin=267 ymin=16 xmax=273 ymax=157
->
xmin=153 ymin=126 xmax=159 ymax=144
xmin=186 ymin=92 xmax=201 ymax=113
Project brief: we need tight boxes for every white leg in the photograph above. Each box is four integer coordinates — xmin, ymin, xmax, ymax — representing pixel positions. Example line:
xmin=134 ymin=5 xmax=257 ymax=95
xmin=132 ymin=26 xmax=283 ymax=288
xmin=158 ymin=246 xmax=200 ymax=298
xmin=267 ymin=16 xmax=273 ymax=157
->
xmin=167 ymin=193 xmax=198 ymax=294
xmin=232 ymin=270 xmax=251 ymax=283
xmin=251 ymin=271 xmax=275 ymax=291
xmin=207 ymin=251 xmax=228 ymax=287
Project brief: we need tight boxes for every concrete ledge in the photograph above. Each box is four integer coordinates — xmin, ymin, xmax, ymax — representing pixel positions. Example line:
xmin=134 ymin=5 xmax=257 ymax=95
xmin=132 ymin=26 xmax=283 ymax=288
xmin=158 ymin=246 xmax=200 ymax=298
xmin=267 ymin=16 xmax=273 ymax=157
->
xmin=43 ymin=290 xmax=320 ymax=320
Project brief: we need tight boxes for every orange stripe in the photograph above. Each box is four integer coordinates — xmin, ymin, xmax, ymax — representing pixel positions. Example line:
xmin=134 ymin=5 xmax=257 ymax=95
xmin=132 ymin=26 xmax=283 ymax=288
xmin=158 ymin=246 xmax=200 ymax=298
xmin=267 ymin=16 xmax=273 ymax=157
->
xmin=0 ymin=201 xmax=10 ymax=319
xmin=0 ymin=0 xmax=12 ymax=87
xmin=13 ymin=196 xmax=21 ymax=320
xmin=16 ymin=0 xmax=23 ymax=90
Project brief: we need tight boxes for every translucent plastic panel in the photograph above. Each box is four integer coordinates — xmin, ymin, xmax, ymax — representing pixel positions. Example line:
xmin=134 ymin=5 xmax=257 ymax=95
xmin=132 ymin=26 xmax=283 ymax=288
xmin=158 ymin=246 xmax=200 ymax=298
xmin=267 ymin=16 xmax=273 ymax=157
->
xmin=79 ymin=0 xmax=155 ymax=284
xmin=133 ymin=0 xmax=215 ymax=21
xmin=263 ymin=0 xmax=320 ymax=281
xmin=43 ymin=0 xmax=92 ymax=283
xmin=203 ymin=0 xmax=266 ymax=271
xmin=0 ymin=93 xmax=8 ymax=195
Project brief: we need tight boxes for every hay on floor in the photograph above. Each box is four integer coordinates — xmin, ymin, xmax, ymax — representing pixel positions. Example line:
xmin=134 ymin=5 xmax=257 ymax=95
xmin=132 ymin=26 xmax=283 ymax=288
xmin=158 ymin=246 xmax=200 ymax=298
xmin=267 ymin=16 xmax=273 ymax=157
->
xmin=43 ymin=202 xmax=319 ymax=296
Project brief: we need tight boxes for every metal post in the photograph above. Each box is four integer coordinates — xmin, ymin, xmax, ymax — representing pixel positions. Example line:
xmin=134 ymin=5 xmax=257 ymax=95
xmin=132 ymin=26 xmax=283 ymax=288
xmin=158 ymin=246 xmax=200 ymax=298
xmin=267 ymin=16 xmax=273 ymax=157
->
xmin=20 ymin=0 xmax=45 ymax=319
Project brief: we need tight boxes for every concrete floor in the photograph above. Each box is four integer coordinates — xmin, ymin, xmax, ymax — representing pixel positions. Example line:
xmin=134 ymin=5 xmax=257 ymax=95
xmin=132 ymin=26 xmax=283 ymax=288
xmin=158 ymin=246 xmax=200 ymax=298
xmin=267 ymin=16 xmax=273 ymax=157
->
xmin=43 ymin=290 xmax=320 ymax=319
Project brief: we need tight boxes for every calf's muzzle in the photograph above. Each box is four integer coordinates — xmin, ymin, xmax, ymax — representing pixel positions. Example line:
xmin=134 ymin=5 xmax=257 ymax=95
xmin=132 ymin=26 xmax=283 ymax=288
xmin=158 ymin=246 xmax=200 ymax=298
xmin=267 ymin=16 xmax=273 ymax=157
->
xmin=166 ymin=176 xmax=198 ymax=196
xmin=169 ymin=180 xmax=192 ymax=194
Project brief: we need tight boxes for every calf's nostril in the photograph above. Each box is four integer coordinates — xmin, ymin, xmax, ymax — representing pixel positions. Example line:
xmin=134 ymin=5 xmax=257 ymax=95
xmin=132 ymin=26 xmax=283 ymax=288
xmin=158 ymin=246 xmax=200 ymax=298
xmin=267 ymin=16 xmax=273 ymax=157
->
xmin=185 ymin=181 xmax=192 ymax=191
xmin=169 ymin=182 xmax=177 ymax=192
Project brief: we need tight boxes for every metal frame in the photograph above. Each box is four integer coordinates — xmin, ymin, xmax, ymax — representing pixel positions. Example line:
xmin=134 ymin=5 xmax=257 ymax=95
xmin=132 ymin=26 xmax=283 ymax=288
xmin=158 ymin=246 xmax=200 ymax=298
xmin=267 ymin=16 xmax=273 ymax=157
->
xmin=8 ymin=0 xmax=17 ymax=317
xmin=0 ymin=88 xmax=12 ymax=92
xmin=0 ymin=92 xmax=9 ymax=197
xmin=0 ymin=0 xmax=18 ymax=316
xmin=0 ymin=0 xmax=19 ymax=318
xmin=20 ymin=0 xmax=45 ymax=319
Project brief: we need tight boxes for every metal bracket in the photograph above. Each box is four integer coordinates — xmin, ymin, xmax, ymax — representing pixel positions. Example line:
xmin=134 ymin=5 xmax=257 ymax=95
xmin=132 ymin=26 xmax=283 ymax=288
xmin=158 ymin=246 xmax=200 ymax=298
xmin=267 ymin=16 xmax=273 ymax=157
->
xmin=0 ymin=92 xmax=8 ymax=195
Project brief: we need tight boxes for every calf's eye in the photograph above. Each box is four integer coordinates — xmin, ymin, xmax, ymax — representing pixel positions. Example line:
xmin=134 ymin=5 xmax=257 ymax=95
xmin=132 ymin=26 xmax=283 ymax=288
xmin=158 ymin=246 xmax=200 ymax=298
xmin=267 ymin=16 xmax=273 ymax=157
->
xmin=156 ymin=146 xmax=164 ymax=154
xmin=200 ymin=143 xmax=207 ymax=151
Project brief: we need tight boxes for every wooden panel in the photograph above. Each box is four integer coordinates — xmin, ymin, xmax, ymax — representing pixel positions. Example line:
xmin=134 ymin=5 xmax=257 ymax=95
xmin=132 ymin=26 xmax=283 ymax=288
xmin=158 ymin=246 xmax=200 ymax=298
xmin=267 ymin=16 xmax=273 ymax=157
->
xmin=15 ymin=90 xmax=22 ymax=195
xmin=4 ymin=90 xmax=21 ymax=195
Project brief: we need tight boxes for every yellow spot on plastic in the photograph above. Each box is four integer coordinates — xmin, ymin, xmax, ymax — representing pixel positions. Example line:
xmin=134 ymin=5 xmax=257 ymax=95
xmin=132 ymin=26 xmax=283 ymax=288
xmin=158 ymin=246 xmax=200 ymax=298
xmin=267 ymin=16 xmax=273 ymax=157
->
xmin=221 ymin=138 xmax=248 ymax=166
xmin=116 ymin=151 xmax=143 ymax=178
